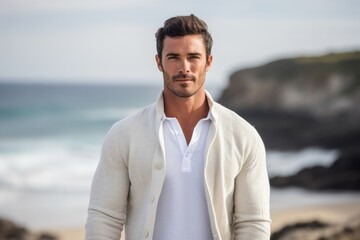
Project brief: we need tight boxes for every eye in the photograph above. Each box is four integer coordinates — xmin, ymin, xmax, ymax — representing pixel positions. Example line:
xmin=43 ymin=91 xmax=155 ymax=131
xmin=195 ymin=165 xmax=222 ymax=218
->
xmin=165 ymin=54 xmax=179 ymax=60
xmin=189 ymin=55 xmax=201 ymax=60
xmin=167 ymin=56 xmax=178 ymax=60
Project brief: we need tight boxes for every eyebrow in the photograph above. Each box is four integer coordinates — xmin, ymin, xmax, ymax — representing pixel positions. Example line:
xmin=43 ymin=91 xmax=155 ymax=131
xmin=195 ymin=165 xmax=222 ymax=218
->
xmin=165 ymin=52 xmax=203 ymax=58
xmin=165 ymin=53 xmax=180 ymax=58
xmin=188 ymin=52 xmax=202 ymax=57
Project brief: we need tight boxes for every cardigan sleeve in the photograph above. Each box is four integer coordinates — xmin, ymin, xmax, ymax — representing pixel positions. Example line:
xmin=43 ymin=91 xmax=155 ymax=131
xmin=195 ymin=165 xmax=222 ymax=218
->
xmin=232 ymin=129 xmax=271 ymax=239
xmin=85 ymin=125 xmax=130 ymax=240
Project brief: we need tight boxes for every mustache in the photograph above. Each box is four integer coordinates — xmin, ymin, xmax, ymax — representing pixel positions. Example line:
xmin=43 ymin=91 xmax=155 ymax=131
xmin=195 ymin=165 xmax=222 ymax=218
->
xmin=172 ymin=73 xmax=196 ymax=81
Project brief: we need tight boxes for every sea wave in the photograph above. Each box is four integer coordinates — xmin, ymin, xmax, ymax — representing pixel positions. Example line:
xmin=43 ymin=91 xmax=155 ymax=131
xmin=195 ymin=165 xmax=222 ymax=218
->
xmin=0 ymin=136 xmax=340 ymax=193
xmin=0 ymin=138 xmax=99 ymax=193
xmin=267 ymin=147 xmax=339 ymax=177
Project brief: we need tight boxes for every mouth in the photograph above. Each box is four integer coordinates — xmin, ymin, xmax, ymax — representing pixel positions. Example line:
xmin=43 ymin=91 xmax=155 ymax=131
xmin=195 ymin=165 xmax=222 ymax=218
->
xmin=173 ymin=74 xmax=195 ymax=82
xmin=174 ymin=78 xmax=193 ymax=82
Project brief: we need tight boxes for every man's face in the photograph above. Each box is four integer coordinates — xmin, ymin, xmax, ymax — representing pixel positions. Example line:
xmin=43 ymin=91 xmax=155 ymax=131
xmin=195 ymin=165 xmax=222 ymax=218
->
xmin=156 ymin=35 xmax=212 ymax=98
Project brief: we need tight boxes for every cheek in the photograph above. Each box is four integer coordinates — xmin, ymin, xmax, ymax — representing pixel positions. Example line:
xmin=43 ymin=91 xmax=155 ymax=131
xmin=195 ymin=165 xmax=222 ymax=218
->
xmin=161 ymin=63 xmax=175 ymax=74
xmin=162 ymin=70 xmax=171 ymax=81
xmin=194 ymin=63 xmax=207 ymax=74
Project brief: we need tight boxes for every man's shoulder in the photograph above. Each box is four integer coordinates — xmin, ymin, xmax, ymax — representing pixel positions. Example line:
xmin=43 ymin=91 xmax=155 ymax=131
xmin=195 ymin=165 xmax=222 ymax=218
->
xmin=213 ymin=101 xmax=261 ymax=138
xmin=213 ymin=102 xmax=252 ymax=127
xmin=213 ymin=102 xmax=265 ymax=155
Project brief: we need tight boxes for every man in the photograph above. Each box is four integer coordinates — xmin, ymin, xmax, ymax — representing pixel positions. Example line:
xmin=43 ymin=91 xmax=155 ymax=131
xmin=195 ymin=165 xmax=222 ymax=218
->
xmin=85 ymin=14 xmax=271 ymax=239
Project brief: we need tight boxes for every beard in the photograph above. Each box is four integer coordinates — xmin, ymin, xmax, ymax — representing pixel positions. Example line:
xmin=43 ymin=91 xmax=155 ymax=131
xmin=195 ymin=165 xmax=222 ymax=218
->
xmin=163 ymin=72 xmax=205 ymax=98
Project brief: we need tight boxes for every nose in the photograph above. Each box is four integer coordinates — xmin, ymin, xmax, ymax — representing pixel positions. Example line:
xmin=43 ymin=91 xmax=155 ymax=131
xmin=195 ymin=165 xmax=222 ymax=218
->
xmin=178 ymin=59 xmax=190 ymax=73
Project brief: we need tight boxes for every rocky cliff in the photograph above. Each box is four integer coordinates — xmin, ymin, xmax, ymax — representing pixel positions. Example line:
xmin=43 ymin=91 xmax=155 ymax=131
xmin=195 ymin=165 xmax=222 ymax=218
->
xmin=218 ymin=51 xmax=360 ymax=150
xmin=218 ymin=51 xmax=360 ymax=191
xmin=219 ymin=51 xmax=360 ymax=117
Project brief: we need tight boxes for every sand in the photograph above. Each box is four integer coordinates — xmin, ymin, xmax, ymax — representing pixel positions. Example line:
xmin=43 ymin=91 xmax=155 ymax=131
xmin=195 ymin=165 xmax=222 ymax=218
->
xmin=45 ymin=200 xmax=360 ymax=240
xmin=271 ymin=200 xmax=360 ymax=232
xmin=47 ymin=228 xmax=85 ymax=240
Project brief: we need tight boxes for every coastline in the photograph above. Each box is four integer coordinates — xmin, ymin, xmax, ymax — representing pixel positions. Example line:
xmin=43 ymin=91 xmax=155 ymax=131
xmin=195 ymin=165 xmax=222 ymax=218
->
xmin=271 ymin=200 xmax=360 ymax=232
xmin=1 ymin=186 xmax=359 ymax=239
xmin=41 ymin=199 xmax=360 ymax=240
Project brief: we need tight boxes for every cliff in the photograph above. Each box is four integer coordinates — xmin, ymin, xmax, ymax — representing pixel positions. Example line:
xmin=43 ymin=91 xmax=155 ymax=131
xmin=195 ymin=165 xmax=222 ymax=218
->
xmin=219 ymin=51 xmax=360 ymax=116
xmin=218 ymin=51 xmax=360 ymax=151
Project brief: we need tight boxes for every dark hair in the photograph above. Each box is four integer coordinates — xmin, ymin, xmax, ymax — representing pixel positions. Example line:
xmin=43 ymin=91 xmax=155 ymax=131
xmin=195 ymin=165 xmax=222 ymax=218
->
xmin=155 ymin=14 xmax=213 ymax=61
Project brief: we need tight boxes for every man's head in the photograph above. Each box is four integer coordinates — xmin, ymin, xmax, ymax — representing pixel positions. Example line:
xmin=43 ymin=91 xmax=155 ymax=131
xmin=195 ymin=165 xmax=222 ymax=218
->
xmin=155 ymin=14 xmax=213 ymax=99
xmin=155 ymin=14 xmax=213 ymax=63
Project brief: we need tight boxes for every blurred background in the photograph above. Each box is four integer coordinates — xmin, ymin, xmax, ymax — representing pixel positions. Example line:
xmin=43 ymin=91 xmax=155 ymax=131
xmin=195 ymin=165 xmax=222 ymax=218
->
xmin=0 ymin=1 xmax=359 ymax=239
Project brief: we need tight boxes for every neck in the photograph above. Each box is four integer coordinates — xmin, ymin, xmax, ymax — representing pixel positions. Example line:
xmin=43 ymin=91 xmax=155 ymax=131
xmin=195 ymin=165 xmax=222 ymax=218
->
xmin=163 ymin=89 xmax=209 ymax=120
xmin=163 ymin=89 xmax=209 ymax=145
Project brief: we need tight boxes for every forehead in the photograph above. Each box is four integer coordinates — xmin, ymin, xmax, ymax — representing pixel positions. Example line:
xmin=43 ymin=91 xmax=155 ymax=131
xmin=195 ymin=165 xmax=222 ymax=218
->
xmin=162 ymin=35 xmax=206 ymax=55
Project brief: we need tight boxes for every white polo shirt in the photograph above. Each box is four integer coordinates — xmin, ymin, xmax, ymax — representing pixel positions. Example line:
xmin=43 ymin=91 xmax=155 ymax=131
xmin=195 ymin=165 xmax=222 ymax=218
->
xmin=153 ymin=113 xmax=213 ymax=240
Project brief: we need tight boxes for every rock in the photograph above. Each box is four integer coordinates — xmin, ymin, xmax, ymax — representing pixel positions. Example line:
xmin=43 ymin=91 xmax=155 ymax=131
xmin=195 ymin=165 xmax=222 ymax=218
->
xmin=322 ymin=225 xmax=360 ymax=240
xmin=0 ymin=218 xmax=27 ymax=240
xmin=37 ymin=233 xmax=57 ymax=240
xmin=235 ymin=108 xmax=360 ymax=150
xmin=219 ymin=51 xmax=360 ymax=116
xmin=271 ymin=220 xmax=328 ymax=240
xmin=271 ymin=217 xmax=360 ymax=240
xmin=217 ymin=51 xmax=360 ymax=151
xmin=0 ymin=218 xmax=58 ymax=240
xmin=270 ymin=146 xmax=360 ymax=191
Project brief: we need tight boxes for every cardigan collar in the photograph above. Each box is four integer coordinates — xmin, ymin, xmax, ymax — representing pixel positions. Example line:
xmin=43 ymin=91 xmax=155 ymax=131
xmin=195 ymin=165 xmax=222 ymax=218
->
xmin=155 ymin=90 xmax=219 ymax=124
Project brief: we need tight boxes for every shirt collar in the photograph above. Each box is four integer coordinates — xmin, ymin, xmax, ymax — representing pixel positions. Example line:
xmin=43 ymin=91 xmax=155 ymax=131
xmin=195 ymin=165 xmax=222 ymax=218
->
xmin=162 ymin=111 xmax=212 ymax=122
xmin=157 ymin=90 xmax=215 ymax=123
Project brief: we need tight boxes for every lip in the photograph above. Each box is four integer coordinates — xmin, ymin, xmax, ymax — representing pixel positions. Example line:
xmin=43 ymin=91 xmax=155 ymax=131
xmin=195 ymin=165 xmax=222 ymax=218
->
xmin=174 ymin=78 xmax=193 ymax=81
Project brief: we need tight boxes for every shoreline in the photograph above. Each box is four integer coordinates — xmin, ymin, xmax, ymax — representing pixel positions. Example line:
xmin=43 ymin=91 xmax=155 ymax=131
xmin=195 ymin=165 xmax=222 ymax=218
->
xmin=41 ymin=199 xmax=360 ymax=240
xmin=1 ymin=187 xmax=359 ymax=239
xmin=271 ymin=200 xmax=360 ymax=232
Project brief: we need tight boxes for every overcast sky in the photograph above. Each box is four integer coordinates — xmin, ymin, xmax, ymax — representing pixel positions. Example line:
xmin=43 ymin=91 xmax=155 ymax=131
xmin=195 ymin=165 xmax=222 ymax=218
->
xmin=0 ymin=0 xmax=359 ymax=86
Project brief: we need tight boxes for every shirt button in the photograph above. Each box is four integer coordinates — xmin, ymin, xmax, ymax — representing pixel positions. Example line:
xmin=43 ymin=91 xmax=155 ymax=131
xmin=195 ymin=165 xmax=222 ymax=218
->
xmin=144 ymin=230 xmax=149 ymax=238
xmin=154 ymin=162 xmax=163 ymax=170
xmin=151 ymin=195 xmax=155 ymax=203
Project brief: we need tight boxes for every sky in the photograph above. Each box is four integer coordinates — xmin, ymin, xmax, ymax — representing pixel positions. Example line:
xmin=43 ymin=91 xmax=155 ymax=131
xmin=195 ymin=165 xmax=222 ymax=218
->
xmin=0 ymin=0 xmax=359 ymax=87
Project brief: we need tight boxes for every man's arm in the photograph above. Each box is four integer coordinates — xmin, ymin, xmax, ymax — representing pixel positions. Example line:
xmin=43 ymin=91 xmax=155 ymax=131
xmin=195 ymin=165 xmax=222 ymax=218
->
xmin=85 ymin=125 xmax=130 ymax=240
xmin=233 ymin=130 xmax=271 ymax=239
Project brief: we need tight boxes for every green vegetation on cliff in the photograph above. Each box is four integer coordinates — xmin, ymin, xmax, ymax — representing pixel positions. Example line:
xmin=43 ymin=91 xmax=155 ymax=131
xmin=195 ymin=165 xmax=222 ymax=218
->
xmin=219 ymin=51 xmax=360 ymax=114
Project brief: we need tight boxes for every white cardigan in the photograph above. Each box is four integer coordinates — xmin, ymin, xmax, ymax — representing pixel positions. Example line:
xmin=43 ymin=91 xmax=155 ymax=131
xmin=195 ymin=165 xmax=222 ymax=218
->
xmin=85 ymin=91 xmax=271 ymax=240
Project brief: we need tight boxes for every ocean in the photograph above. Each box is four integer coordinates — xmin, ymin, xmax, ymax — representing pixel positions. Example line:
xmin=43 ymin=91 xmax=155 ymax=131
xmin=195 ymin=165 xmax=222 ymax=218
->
xmin=0 ymin=83 xmax=358 ymax=230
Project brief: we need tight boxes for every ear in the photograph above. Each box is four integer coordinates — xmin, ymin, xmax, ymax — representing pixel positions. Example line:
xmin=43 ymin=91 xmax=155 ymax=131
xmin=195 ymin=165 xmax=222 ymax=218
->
xmin=155 ymin=55 xmax=163 ymax=72
xmin=205 ymin=55 xmax=213 ymax=72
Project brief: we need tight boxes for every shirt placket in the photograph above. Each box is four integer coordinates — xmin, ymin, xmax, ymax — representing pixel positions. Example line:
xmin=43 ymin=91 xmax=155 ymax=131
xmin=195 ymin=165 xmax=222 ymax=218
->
xmin=169 ymin=118 xmax=206 ymax=172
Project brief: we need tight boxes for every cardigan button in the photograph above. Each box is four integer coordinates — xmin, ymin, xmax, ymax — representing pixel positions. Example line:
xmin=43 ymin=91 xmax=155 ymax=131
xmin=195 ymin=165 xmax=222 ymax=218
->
xmin=154 ymin=162 xmax=163 ymax=170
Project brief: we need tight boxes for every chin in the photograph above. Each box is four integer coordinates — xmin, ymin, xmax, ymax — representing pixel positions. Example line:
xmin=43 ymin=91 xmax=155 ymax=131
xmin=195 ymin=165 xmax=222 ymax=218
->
xmin=175 ymin=87 xmax=202 ymax=98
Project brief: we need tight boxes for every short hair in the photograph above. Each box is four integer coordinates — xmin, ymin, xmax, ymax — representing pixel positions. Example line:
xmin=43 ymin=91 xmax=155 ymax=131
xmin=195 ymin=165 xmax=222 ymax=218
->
xmin=155 ymin=14 xmax=213 ymax=61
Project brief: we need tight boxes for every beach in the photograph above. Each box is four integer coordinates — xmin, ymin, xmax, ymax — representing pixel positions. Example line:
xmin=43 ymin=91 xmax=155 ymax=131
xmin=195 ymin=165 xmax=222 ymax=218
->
xmin=41 ymin=187 xmax=360 ymax=239
xmin=42 ymin=199 xmax=360 ymax=240
xmin=271 ymin=200 xmax=360 ymax=231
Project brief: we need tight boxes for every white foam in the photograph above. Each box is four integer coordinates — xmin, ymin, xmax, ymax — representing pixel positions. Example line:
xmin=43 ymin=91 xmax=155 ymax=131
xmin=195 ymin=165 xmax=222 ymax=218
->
xmin=0 ymin=138 xmax=99 ymax=193
xmin=267 ymin=147 xmax=339 ymax=177
xmin=270 ymin=187 xmax=360 ymax=211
